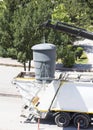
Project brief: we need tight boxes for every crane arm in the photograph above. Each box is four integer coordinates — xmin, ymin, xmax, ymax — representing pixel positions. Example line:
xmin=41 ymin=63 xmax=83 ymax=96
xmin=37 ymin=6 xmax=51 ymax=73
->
xmin=41 ymin=20 xmax=93 ymax=40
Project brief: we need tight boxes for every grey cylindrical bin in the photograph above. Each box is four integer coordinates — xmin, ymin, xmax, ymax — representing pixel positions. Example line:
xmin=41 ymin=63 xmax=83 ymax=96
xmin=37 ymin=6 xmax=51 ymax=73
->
xmin=32 ymin=43 xmax=56 ymax=81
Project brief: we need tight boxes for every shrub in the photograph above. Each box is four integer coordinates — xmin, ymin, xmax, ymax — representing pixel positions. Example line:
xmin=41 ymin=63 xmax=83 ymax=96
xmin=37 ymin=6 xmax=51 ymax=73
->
xmin=75 ymin=47 xmax=83 ymax=60
xmin=57 ymin=44 xmax=75 ymax=67
xmin=63 ymin=51 xmax=75 ymax=67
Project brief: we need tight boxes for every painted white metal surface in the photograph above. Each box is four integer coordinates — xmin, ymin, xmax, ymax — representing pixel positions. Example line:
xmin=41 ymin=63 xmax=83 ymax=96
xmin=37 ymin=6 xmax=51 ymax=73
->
xmin=43 ymin=81 xmax=93 ymax=113
xmin=14 ymin=80 xmax=44 ymax=106
xmin=14 ymin=73 xmax=93 ymax=114
xmin=37 ymin=80 xmax=60 ymax=111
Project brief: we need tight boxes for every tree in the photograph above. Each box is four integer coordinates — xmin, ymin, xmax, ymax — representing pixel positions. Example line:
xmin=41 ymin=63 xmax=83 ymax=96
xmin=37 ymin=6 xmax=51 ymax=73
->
xmin=50 ymin=0 xmax=93 ymax=67
xmin=62 ymin=0 xmax=90 ymax=28
xmin=85 ymin=0 xmax=93 ymax=31
xmin=0 ymin=0 xmax=93 ymax=69
xmin=52 ymin=3 xmax=70 ymax=22
xmin=0 ymin=0 xmax=20 ymax=57
xmin=13 ymin=0 xmax=55 ymax=71
xmin=0 ymin=0 xmax=6 ymax=17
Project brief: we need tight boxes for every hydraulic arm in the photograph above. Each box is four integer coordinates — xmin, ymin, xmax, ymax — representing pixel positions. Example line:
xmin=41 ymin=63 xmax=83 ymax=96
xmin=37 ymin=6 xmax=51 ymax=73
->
xmin=41 ymin=20 xmax=93 ymax=40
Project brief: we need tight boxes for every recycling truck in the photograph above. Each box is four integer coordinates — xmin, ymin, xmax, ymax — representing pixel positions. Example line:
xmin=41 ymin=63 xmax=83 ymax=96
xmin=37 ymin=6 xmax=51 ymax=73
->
xmin=14 ymin=71 xmax=93 ymax=129
xmin=13 ymin=21 xmax=93 ymax=129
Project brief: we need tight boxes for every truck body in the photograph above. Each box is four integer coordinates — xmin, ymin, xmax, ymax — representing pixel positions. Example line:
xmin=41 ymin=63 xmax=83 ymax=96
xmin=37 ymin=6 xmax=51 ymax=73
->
xmin=38 ymin=80 xmax=93 ymax=114
xmin=14 ymin=72 xmax=93 ymax=128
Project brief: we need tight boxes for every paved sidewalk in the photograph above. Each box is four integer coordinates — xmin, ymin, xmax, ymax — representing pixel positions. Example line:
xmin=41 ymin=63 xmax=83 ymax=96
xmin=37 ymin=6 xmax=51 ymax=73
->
xmin=0 ymin=57 xmax=24 ymax=97
xmin=0 ymin=65 xmax=23 ymax=97
xmin=0 ymin=57 xmax=23 ymax=67
xmin=0 ymin=56 xmax=93 ymax=72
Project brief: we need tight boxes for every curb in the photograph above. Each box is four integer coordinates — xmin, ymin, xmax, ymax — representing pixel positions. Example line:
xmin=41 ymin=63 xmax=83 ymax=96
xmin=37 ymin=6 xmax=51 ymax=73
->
xmin=0 ymin=92 xmax=21 ymax=98
xmin=0 ymin=63 xmax=23 ymax=67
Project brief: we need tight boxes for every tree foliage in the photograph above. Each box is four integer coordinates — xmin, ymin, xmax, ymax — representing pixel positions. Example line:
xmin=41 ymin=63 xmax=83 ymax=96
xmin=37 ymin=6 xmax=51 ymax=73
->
xmin=13 ymin=0 xmax=55 ymax=70
xmin=75 ymin=47 xmax=84 ymax=60
xmin=0 ymin=0 xmax=93 ymax=69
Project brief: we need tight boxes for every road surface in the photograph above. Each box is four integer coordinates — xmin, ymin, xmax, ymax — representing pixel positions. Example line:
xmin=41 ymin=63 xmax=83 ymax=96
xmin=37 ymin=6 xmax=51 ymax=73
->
xmin=0 ymin=65 xmax=23 ymax=96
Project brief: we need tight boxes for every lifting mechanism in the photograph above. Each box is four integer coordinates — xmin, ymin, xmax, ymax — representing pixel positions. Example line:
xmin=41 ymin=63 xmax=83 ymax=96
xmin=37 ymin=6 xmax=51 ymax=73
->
xmin=41 ymin=19 xmax=93 ymax=40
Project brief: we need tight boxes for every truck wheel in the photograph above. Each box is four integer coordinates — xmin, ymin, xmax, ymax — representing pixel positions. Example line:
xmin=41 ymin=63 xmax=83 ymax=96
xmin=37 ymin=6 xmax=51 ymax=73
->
xmin=55 ymin=112 xmax=70 ymax=127
xmin=73 ymin=114 xmax=89 ymax=128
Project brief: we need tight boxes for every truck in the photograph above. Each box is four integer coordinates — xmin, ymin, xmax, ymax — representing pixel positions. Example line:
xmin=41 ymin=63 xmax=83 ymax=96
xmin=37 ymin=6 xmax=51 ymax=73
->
xmin=13 ymin=20 xmax=93 ymax=129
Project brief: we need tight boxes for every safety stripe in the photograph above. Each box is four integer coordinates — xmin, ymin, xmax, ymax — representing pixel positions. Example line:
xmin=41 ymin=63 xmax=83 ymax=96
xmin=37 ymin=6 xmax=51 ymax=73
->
xmin=36 ymin=108 xmax=93 ymax=114
xmin=15 ymin=77 xmax=35 ymax=81
xmin=50 ymin=109 xmax=93 ymax=114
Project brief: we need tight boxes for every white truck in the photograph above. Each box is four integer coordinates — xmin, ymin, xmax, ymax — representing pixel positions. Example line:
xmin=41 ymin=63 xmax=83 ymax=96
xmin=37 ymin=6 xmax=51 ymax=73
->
xmin=13 ymin=72 xmax=93 ymax=129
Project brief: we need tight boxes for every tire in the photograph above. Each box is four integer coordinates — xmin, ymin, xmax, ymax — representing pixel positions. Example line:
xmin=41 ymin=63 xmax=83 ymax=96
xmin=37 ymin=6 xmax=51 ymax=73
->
xmin=73 ymin=114 xmax=89 ymax=129
xmin=55 ymin=112 xmax=70 ymax=127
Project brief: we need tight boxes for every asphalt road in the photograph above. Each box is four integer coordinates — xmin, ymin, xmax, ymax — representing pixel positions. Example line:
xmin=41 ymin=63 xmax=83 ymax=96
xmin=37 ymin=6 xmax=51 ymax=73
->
xmin=0 ymin=65 xmax=93 ymax=130
xmin=0 ymin=65 xmax=23 ymax=96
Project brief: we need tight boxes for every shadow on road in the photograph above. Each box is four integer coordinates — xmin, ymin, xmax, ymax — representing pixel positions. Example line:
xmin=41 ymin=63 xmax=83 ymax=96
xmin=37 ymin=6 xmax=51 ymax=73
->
xmin=23 ymin=117 xmax=93 ymax=130
xmin=56 ymin=63 xmax=93 ymax=72
xmin=39 ymin=118 xmax=93 ymax=130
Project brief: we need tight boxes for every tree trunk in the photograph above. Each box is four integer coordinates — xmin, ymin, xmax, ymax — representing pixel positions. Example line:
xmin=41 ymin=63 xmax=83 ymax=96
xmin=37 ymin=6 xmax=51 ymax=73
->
xmin=24 ymin=62 xmax=26 ymax=71
xmin=28 ymin=60 xmax=31 ymax=71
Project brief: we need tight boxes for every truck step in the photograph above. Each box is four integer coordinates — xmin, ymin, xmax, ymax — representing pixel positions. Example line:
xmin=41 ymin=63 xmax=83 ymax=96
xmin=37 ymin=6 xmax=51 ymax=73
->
xmin=24 ymin=114 xmax=35 ymax=123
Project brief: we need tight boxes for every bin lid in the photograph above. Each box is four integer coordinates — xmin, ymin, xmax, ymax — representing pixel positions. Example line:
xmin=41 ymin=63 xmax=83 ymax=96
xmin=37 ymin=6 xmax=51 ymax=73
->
xmin=32 ymin=43 xmax=56 ymax=50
